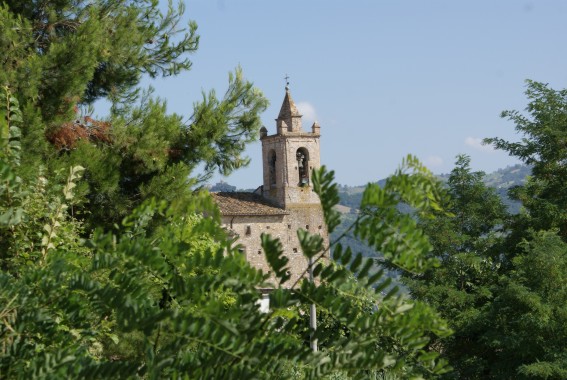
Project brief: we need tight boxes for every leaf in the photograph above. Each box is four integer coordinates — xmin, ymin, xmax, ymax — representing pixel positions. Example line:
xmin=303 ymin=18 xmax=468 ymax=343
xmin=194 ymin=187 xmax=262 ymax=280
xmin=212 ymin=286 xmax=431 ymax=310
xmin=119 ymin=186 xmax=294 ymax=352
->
xmin=107 ymin=334 xmax=120 ymax=345
xmin=261 ymin=233 xmax=290 ymax=284
xmin=9 ymin=126 xmax=21 ymax=138
xmin=9 ymin=113 xmax=22 ymax=123
xmin=312 ymin=166 xmax=341 ymax=233
xmin=395 ymin=303 xmax=414 ymax=314
xmin=297 ymin=228 xmax=324 ymax=259
xmin=349 ymin=252 xmax=363 ymax=273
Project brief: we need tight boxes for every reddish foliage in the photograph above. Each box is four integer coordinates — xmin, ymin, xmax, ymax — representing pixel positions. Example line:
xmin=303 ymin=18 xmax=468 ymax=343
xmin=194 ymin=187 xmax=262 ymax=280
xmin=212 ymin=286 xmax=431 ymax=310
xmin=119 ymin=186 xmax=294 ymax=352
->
xmin=48 ymin=116 xmax=112 ymax=150
xmin=167 ymin=148 xmax=183 ymax=160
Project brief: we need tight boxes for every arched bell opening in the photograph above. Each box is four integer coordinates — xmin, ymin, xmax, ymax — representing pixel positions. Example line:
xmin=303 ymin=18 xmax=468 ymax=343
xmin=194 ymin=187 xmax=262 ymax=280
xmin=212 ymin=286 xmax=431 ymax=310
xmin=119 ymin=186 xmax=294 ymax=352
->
xmin=268 ymin=150 xmax=277 ymax=186
xmin=296 ymin=148 xmax=309 ymax=186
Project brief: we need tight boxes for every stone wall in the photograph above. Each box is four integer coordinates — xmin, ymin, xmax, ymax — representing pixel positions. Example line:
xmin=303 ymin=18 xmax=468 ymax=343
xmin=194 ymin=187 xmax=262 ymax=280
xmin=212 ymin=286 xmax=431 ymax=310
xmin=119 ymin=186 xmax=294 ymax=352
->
xmin=220 ymin=204 xmax=329 ymax=288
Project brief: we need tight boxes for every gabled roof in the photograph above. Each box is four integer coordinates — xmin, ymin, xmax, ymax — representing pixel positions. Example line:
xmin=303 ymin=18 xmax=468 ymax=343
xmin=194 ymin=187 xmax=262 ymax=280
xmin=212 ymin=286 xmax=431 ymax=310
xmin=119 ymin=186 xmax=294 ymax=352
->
xmin=211 ymin=192 xmax=288 ymax=216
xmin=277 ymin=88 xmax=301 ymax=120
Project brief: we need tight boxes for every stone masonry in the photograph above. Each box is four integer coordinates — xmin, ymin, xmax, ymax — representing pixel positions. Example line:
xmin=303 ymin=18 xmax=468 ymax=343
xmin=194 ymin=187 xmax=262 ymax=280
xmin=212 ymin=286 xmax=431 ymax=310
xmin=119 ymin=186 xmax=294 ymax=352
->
xmin=212 ymin=86 xmax=329 ymax=288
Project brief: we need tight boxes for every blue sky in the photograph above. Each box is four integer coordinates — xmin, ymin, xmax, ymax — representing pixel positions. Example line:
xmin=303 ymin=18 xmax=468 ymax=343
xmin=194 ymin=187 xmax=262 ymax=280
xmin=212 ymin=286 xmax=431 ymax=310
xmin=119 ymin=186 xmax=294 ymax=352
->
xmin=135 ymin=1 xmax=567 ymax=188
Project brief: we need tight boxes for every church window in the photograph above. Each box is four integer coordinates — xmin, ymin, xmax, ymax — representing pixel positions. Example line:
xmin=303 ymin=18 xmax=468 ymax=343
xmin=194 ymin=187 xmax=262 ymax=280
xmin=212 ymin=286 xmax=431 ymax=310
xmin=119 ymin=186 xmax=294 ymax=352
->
xmin=296 ymin=148 xmax=309 ymax=186
xmin=268 ymin=150 xmax=276 ymax=185
xmin=246 ymin=225 xmax=251 ymax=235
xmin=293 ymin=248 xmax=298 ymax=253
xmin=288 ymin=224 xmax=291 ymax=229
xmin=258 ymin=250 xmax=262 ymax=255
xmin=305 ymin=224 xmax=310 ymax=230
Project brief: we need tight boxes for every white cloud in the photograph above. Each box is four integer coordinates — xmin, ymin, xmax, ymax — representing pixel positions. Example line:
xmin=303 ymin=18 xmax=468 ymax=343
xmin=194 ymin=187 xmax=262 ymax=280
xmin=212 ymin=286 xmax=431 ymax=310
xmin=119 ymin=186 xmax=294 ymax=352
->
xmin=465 ymin=137 xmax=494 ymax=152
xmin=296 ymin=102 xmax=318 ymax=126
xmin=425 ymin=155 xmax=444 ymax=167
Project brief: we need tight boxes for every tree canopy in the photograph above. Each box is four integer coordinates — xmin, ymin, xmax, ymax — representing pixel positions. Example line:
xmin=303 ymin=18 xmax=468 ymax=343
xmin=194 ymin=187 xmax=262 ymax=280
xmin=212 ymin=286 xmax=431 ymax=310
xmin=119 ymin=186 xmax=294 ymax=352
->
xmin=485 ymin=80 xmax=567 ymax=239
xmin=0 ymin=0 xmax=269 ymax=230
xmin=401 ymin=81 xmax=567 ymax=379
xmin=0 ymin=1 xmax=452 ymax=379
xmin=3 ymin=0 xmax=566 ymax=377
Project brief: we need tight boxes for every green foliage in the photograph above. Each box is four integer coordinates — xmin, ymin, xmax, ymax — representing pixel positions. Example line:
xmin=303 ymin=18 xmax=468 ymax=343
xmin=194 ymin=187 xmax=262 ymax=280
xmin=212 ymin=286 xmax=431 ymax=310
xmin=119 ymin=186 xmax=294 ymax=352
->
xmin=1 ymin=148 xmax=453 ymax=378
xmin=0 ymin=86 xmax=22 ymax=166
xmin=262 ymin=232 xmax=291 ymax=285
xmin=0 ymin=1 xmax=458 ymax=378
xmin=47 ymin=70 xmax=267 ymax=230
xmin=2 ymin=0 xmax=199 ymax=113
xmin=354 ymin=155 xmax=445 ymax=275
xmin=0 ymin=1 xmax=267 ymax=232
xmin=0 ymin=86 xmax=24 ymax=227
xmin=0 ymin=87 xmax=88 ymax=274
xmin=465 ymin=81 xmax=567 ymax=377
xmin=412 ymin=80 xmax=567 ymax=379
xmin=288 ymin=160 xmax=452 ymax=378
xmin=188 ymin=68 xmax=270 ymax=182
xmin=482 ymin=231 xmax=567 ymax=379
xmin=402 ymin=155 xmax=509 ymax=379
xmin=485 ymin=80 xmax=567 ymax=239
xmin=312 ymin=166 xmax=342 ymax=234
xmin=40 ymin=165 xmax=85 ymax=263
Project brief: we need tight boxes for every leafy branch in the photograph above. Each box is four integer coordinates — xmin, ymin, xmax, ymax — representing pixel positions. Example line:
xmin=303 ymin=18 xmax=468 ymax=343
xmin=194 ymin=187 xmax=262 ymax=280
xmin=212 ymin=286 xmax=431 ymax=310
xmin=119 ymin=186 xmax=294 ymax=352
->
xmin=41 ymin=165 xmax=84 ymax=263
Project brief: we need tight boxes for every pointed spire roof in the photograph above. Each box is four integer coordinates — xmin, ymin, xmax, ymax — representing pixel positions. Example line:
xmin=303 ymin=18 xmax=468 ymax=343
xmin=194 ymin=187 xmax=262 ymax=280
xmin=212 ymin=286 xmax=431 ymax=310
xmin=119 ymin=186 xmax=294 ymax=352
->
xmin=278 ymin=87 xmax=301 ymax=120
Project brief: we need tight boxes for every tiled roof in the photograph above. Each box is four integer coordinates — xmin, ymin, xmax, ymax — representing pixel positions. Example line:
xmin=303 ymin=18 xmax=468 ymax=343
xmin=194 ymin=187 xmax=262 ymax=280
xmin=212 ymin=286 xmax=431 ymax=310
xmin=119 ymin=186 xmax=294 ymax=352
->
xmin=211 ymin=192 xmax=288 ymax=216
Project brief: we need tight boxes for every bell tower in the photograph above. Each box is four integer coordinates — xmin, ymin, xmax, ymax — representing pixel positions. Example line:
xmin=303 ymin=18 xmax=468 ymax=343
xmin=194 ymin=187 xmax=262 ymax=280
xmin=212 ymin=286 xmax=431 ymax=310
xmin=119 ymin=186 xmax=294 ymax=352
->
xmin=260 ymin=86 xmax=322 ymax=208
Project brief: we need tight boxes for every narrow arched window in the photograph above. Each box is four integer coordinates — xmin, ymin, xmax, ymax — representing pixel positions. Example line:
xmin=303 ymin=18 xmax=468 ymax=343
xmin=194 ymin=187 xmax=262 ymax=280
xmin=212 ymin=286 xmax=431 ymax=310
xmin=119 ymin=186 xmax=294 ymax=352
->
xmin=296 ymin=148 xmax=309 ymax=186
xmin=269 ymin=150 xmax=276 ymax=185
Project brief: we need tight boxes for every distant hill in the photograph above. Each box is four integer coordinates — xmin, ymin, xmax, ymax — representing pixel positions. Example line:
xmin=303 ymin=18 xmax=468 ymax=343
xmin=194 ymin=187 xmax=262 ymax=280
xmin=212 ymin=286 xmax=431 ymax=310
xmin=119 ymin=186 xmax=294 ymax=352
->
xmin=209 ymin=181 xmax=256 ymax=193
xmin=336 ymin=164 xmax=530 ymax=214
xmin=209 ymin=181 xmax=236 ymax=192
xmin=481 ymin=164 xmax=530 ymax=214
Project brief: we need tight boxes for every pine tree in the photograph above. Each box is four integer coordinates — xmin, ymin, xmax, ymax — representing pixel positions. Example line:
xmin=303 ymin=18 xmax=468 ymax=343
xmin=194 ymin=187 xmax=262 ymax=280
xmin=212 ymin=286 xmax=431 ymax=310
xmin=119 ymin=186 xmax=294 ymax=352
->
xmin=2 ymin=0 xmax=199 ymax=116
xmin=0 ymin=1 xmax=268 ymax=229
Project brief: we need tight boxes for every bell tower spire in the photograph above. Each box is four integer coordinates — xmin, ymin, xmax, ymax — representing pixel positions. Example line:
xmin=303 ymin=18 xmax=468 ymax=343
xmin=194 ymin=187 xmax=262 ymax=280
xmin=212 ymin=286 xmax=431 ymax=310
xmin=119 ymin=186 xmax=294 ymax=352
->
xmin=260 ymin=84 xmax=322 ymax=208
xmin=276 ymin=83 xmax=303 ymax=133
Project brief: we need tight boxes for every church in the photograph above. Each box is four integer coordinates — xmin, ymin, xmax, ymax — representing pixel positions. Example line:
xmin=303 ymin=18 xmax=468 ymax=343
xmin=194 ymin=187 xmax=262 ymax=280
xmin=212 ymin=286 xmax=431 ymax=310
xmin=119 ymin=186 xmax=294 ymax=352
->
xmin=212 ymin=86 xmax=329 ymax=287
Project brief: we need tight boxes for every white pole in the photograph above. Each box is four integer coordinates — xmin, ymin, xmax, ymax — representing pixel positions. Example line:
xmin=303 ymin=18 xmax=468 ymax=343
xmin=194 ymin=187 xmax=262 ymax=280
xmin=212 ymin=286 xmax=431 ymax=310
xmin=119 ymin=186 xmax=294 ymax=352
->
xmin=309 ymin=256 xmax=318 ymax=352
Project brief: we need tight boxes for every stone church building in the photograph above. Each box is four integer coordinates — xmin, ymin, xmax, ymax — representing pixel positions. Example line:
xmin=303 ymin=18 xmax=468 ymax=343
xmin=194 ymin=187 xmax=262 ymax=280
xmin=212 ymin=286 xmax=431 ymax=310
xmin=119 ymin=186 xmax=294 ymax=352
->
xmin=212 ymin=87 xmax=329 ymax=287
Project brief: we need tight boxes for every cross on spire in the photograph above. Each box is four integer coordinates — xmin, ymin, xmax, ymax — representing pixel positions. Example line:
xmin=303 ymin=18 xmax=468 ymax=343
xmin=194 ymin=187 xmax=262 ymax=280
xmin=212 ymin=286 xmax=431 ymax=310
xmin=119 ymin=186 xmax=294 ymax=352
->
xmin=284 ymin=74 xmax=290 ymax=90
